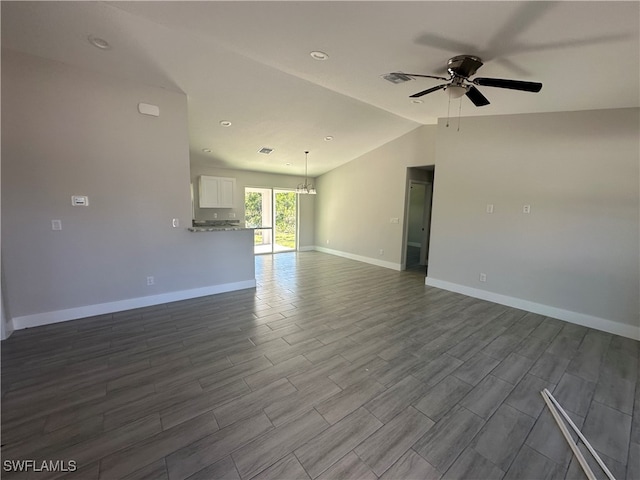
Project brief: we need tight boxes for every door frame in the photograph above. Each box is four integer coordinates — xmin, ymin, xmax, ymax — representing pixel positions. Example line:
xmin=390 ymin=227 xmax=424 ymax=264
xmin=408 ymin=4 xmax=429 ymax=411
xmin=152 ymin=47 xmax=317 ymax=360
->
xmin=402 ymin=167 xmax=435 ymax=273
xmin=404 ymin=180 xmax=429 ymax=269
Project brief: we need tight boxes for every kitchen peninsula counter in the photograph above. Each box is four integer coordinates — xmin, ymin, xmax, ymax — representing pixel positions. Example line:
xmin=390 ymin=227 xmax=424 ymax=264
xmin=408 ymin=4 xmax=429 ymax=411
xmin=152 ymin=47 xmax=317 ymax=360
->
xmin=188 ymin=226 xmax=255 ymax=232
xmin=188 ymin=220 xmax=254 ymax=232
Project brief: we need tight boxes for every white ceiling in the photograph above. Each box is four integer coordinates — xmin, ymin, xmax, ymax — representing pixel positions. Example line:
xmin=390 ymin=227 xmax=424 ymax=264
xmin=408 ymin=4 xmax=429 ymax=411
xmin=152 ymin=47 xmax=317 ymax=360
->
xmin=2 ymin=1 xmax=639 ymax=176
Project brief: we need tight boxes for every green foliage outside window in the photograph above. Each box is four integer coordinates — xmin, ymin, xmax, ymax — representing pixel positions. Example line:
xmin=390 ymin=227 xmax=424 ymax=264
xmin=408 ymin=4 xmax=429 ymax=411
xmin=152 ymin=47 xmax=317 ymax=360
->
xmin=245 ymin=192 xmax=262 ymax=228
xmin=245 ymin=190 xmax=296 ymax=249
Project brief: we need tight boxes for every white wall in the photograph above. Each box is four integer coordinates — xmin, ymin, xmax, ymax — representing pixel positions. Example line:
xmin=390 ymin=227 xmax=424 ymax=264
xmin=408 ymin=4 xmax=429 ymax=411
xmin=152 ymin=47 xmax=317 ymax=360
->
xmin=314 ymin=108 xmax=639 ymax=339
xmin=314 ymin=126 xmax=437 ymax=269
xmin=427 ymin=108 xmax=639 ymax=338
xmin=190 ymin=161 xmax=315 ymax=249
xmin=0 ymin=93 xmax=10 ymax=338
xmin=1 ymin=50 xmax=255 ymax=331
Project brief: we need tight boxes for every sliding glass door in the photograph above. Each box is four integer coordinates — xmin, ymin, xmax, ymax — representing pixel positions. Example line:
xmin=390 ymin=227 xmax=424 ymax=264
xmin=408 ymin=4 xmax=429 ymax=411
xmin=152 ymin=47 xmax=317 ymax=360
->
xmin=245 ymin=187 xmax=297 ymax=254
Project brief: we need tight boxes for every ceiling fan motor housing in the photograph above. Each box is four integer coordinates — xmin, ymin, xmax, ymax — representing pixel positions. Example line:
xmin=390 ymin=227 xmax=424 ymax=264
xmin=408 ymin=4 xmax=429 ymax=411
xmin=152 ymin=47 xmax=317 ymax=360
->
xmin=447 ymin=55 xmax=483 ymax=78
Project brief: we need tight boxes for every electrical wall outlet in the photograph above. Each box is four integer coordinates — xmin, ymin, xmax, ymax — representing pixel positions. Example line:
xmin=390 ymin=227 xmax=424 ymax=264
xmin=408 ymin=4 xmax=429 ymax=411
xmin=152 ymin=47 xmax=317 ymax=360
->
xmin=379 ymin=249 xmax=384 ymax=256
xmin=213 ymin=213 xmax=218 ymax=219
xmin=147 ymin=276 xmax=155 ymax=286
xmin=51 ymin=220 xmax=62 ymax=230
xmin=71 ymin=195 xmax=89 ymax=206
xmin=229 ymin=212 xmax=236 ymax=219
xmin=479 ymin=273 xmax=487 ymax=282
xmin=523 ymin=204 xmax=531 ymax=214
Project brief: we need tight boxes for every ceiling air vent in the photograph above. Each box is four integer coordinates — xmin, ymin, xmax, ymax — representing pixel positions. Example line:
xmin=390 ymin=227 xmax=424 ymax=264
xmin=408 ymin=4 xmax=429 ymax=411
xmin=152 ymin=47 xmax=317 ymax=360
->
xmin=258 ymin=147 xmax=274 ymax=155
xmin=382 ymin=72 xmax=413 ymax=84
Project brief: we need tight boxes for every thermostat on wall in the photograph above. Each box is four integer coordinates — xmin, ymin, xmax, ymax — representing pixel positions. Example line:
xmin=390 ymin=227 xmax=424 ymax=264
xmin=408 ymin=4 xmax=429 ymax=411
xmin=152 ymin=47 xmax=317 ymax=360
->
xmin=72 ymin=195 xmax=89 ymax=206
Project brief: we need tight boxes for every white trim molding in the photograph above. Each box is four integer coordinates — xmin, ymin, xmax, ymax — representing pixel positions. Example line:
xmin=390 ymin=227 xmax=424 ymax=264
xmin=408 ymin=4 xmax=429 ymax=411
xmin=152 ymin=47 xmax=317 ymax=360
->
xmin=425 ymin=277 xmax=640 ymax=341
xmin=11 ymin=280 xmax=257 ymax=331
xmin=314 ymin=246 xmax=402 ymax=271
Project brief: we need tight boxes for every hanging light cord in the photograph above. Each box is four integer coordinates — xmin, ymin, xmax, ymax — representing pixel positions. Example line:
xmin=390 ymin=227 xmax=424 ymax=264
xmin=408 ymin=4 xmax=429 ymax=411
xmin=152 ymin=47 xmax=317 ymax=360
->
xmin=304 ymin=151 xmax=309 ymax=185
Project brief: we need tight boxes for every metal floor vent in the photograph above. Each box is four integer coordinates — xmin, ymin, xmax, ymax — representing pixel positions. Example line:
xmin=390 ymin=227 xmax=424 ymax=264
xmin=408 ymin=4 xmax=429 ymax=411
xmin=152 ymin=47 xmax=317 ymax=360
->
xmin=258 ymin=147 xmax=274 ymax=155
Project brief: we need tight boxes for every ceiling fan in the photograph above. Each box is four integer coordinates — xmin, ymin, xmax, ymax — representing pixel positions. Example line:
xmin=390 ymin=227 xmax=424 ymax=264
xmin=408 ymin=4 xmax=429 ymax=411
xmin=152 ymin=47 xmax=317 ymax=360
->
xmin=388 ymin=55 xmax=542 ymax=107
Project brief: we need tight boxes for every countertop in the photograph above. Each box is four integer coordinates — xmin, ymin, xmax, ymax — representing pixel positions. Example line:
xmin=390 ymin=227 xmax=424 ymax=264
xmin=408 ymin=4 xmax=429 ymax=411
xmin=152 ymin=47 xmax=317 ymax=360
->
xmin=188 ymin=227 xmax=255 ymax=232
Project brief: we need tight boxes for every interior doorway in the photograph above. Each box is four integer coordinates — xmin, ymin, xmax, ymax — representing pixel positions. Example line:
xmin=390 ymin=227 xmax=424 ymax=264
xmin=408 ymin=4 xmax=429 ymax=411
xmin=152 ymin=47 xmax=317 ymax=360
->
xmin=404 ymin=167 xmax=434 ymax=274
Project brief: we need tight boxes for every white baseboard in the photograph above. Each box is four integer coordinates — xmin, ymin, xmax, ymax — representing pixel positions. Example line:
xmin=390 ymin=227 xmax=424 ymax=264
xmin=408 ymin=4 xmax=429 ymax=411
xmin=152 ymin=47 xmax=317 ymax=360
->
xmin=1 ymin=321 xmax=14 ymax=340
xmin=425 ymin=277 xmax=639 ymax=340
xmin=11 ymin=279 xmax=257 ymax=331
xmin=314 ymin=246 xmax=402 ymax=271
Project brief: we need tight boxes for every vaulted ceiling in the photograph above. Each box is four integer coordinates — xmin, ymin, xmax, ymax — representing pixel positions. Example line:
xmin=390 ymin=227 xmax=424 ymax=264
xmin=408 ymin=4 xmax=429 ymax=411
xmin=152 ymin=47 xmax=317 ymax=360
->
xmin=2 ymin=1 xmax=639 ymax=176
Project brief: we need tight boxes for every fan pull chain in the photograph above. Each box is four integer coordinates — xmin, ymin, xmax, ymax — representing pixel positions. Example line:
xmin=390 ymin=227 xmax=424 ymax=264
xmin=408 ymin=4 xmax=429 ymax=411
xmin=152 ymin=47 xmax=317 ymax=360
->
xmin=446 ymin=93 xmax=451 ymax=128
xmin=457 ymin=96 xmax=462 ymax=131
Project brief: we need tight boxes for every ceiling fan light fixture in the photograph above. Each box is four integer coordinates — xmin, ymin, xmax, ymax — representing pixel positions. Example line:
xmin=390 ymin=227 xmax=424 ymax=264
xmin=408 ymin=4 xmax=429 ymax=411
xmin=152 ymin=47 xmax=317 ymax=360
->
xmin=446 ymin=85 xmax=467 ymax=99
xmin=402 ymin=55 xmax=542 ymax=107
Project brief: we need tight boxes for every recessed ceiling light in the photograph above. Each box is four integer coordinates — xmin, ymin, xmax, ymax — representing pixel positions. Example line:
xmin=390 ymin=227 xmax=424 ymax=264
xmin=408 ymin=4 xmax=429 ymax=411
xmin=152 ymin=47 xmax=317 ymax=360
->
xmin=324 ymin=136 xmax=334 ymax=141
xmin=285 ymin=163 xmax=292 ymax=166
xmin=202 ymin=148 xmax=212 ymax=153
xmin=411 ymin=99 xmax=423 ymax=104
xmin=219 ymin=120 xmax=232 ymax=127
xmin=310 ymin=51 xmax=329 ymax=61
xmin=88 ymin=35 xmax=110 ymax=50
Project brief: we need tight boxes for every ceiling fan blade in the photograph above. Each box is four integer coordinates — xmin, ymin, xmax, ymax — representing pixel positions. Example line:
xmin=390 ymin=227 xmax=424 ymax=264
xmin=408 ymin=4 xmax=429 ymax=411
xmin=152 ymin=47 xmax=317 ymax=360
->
xmin=466 ymin=86 xmax=490 ymax=107
xmin=410 ymin=84 xmax=448 ymax=98
xmin=474 ymin=77 xmax=542 ymax=92
xmin=414 ymin=33 xmax=477 ymax=55
xmin=393 ymin=73 xmax=450 ymax=81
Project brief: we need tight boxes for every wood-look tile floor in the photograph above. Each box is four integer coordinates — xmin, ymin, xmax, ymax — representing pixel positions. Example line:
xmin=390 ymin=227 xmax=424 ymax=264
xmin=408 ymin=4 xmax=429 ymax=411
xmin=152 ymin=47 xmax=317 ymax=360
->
xmin=1 ymin=252 xmax=638 ymax=480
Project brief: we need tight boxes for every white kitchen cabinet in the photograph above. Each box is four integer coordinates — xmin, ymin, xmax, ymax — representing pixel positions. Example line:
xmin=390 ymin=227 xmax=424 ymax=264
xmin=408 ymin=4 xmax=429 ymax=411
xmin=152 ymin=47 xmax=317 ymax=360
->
xmin=199 ymin=175 xmax=236 ymax=208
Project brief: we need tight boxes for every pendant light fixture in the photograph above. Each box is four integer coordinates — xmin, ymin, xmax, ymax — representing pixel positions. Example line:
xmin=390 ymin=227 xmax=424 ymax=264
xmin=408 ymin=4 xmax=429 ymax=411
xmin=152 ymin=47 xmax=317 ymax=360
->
xmin=296 ymin=151 xmax=316 ymax=195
